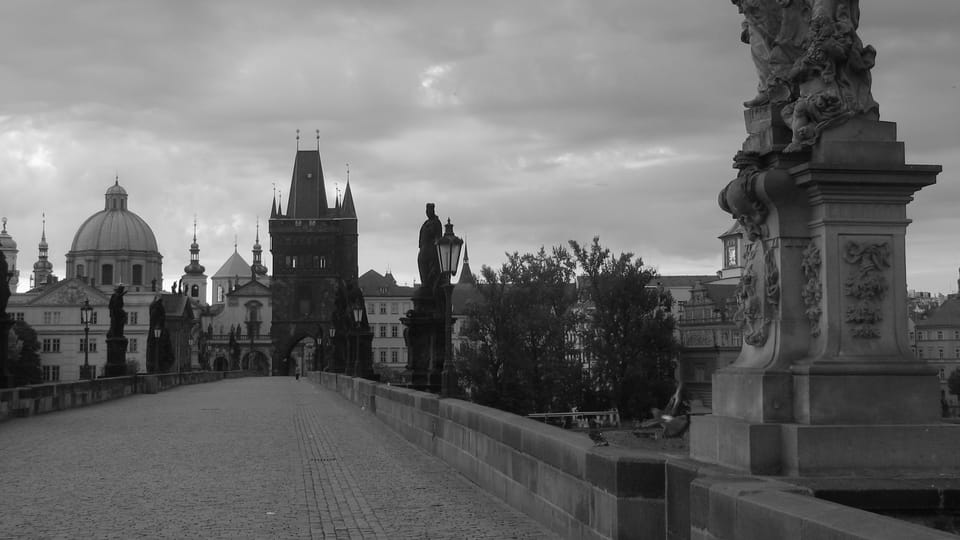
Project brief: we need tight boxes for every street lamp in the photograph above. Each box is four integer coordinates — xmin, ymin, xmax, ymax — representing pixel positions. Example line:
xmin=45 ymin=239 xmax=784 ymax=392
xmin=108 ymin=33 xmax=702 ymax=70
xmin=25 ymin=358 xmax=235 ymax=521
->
xmin=436 ymin=218 xmax=463 ymax=397
xmin=153 ymin=327 xmax=162 ymax=373
xmin=352 ymin=301 xmax=364 ymax=376
xmin=79 ymin=299 xmax=94 ymax=380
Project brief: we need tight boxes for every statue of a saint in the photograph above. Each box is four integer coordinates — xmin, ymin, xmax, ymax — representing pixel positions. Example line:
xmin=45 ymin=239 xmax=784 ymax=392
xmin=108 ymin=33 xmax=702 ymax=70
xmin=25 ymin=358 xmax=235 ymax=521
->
xmin=417 ymin=203 xmax=443 ymax=294
xmin=731 ymin=0 xmax=879 ymax=150
xmin=107 ymin=285 xmax=127 ymax=338
xmin=149 ymin=295 xmax=165 ymax=334
xmin=0 ymin=251 xmax=11 ymax=319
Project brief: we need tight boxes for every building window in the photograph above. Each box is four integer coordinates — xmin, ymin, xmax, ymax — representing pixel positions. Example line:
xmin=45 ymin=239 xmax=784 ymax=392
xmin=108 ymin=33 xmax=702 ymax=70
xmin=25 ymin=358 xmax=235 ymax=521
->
xmin=127 ymin=312 xmax=136 ymax=325
xmin=102 ymin=264 xmax=114 ymax=285
xmin=76 ymin=264 xmax=85 ymax=277
xmin=42 ymin=311 xmax=61 ymax=324
xmin=191 ymin=284 xmax=199 ymax=298
xmin=379 ymin=303 xmax=387 ymax=315
xmin=128 ymin=339 xmax=138 ymax=353
xmin=380 ymin=350 xmax=387 ymax=363
xmin=938 ymin=331 xmax=944 ymax=340
xmin=391 ymin=324 xmax=398 ymax=338
xmin=132 ymin=264 xmax=143 ymax=285
xmin=724 ymin=238 xmax=738 ymax=268
xmin=909 ymin=331 xmax=915 ymax=341
xmin=391 ymin=349 xmax=399 ymax=363
xmin=42 ymin=339 xmax=60 ymax=353
xmin=918 ymin=349 xmax=924 ymax=358
xmin=367 ymin=303 xmax=375 ymax=314
xmin=217 ymin=286 xmax=225 ymax=303
xmin=939 ymin=368 xmax=946 ymax=382
xmin=12 ymin=312 xmax=24 ymax=322
xmin=42 ymin=365 xmax=60 ymax=382
xmin=379 ymin=325 xmax=387 ymax=338
xmin=391 ymin=303 xmax=399 ymax=314
xmin=939 ymin=349 xmax=944 ymax=360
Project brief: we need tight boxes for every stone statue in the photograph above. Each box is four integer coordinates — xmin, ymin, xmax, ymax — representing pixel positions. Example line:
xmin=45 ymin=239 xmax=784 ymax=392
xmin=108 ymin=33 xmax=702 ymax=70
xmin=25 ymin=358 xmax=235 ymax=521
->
xmin=732 ymin=0 xmax=878 ymax=151
xmin=149 ymin=295 xmax=165 ymax=334
xmin=417 ymin=203 xmax=443 ymax=294
xmin=107 ymin=285 xmax=127 ymax=338
xmin=0 ymin=251 xmax=11 ymax=319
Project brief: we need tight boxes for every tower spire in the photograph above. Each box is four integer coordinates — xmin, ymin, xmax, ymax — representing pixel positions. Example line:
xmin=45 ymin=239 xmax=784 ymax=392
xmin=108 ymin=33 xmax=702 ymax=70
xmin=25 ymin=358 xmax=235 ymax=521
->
xmin=296 ymin=129 xmax=300 ymax=151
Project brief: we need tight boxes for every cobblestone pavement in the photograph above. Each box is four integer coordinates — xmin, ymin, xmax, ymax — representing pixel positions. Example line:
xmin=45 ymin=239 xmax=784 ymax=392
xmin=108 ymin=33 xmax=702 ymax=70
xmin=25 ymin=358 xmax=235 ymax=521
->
xmin=0 ymin=378 xmax=559 ymax=539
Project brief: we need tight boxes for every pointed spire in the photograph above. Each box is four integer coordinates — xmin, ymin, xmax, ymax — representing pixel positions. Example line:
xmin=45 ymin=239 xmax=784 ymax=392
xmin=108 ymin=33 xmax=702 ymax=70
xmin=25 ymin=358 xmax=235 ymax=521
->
xmin=296 ymin=129 xmax=300 ymax=151
xmin=271 ymin=182 xmax=278 ymax=218
xmin=457 ymin=241 xmax=475 ymax=285
xmin=33 ymin=213 xmax=52 ymax=287
xmin=341 ymin=179 xmax=356 ymax=218
xmin=252 ymin=218 xmax=267 ymax=277
xmin=316 ymin=129 xmax=320 ymax=150
xmin=184 ymin=217 xmax=205 ymax=275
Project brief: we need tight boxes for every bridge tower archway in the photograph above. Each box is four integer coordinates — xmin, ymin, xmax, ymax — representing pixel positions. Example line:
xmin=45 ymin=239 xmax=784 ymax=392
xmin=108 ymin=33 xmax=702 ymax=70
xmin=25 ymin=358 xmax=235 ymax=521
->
xmin=277 ymin=334 xmax=324 ymax=376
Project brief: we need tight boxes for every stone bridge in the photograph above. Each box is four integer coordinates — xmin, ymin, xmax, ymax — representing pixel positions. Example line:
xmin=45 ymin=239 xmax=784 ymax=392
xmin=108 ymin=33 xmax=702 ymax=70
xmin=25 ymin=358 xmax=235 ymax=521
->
xmin=0 ymin=375 xmax=955 ymax=539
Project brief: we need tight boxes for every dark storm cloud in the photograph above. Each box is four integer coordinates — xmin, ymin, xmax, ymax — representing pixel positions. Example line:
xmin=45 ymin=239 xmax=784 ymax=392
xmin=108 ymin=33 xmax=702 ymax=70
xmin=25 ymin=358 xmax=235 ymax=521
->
xmin=0 ymin=1 xmax=957 ymax=293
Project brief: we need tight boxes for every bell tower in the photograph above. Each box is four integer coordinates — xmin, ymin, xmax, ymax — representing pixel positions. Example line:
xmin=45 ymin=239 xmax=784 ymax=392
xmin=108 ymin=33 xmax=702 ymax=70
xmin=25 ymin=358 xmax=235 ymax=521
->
xmin=269 ymin=142 xmax=362 ymax=376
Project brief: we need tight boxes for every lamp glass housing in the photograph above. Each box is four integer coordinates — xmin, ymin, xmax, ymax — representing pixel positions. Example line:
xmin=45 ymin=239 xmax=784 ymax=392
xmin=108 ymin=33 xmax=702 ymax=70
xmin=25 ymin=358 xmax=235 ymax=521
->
xmin=436 ymin=219 xmax=464 ymax=276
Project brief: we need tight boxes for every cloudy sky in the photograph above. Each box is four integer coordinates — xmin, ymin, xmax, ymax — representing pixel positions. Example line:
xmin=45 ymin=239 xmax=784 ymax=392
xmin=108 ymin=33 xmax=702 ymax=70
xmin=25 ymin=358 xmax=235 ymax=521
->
xmin=2 ymin=1 xmax=958 ymax=296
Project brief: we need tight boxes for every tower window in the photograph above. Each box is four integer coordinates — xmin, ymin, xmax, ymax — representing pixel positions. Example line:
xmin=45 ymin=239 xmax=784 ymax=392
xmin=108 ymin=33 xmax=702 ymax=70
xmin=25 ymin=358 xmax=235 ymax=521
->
xmin=132 ymin=264 xmax=143 ymax=285
xmin=76 ymin=264 xmax=84 ymax=277
xmin=724 ymin=238 xmax=738 ymax=268
xmin=191 ymin=285 xmax=199 ymax=298
xmin=101 ymin=264 xmax=114 ymax=285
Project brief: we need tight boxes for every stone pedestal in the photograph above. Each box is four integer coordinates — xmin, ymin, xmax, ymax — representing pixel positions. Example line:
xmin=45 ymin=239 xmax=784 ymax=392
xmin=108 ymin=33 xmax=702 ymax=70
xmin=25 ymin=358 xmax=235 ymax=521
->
xmin=691 ymin=114 xmax=958 ymax=476
xmin=0 ymin=317 xmax=13 ymax=388
xmin=104 ymin=336 xmax=128 ymax=378
xmin=402 ymin=291 xmax=444 ymax=391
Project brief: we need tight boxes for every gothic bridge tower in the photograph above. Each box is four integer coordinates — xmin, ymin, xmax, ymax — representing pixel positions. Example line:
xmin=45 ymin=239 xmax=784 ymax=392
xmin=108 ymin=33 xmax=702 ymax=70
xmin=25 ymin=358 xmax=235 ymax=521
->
xmin=269 ymin=146 xmax=364 ymax=376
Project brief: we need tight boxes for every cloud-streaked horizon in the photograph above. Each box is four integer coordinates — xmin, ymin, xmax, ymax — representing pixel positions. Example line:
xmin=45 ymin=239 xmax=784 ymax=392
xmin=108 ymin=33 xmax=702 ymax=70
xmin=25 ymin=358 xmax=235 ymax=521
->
xmin=2 ymin=1 xmax=958 ymax=295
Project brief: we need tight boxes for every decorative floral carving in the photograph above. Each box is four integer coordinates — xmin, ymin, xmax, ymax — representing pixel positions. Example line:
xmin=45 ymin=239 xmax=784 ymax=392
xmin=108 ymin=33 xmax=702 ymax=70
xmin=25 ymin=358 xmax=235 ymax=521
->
xmin=800 ymin=242 xmax=822 ymax=337
xmin=734 ymin=240 xmax=780 ymax=346
xmin=732 ymin=0 xmax=879 ymax=151
xmin=842 ymin=240 xmax=890 ymax=338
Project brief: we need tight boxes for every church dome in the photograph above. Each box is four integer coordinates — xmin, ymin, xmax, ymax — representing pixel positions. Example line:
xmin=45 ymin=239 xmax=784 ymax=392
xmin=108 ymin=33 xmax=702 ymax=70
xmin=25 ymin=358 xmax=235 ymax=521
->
xmin=70 ymin=181 xmax=158 ymax=253
xmin=0 ymin=217 xmax=16 ymax=250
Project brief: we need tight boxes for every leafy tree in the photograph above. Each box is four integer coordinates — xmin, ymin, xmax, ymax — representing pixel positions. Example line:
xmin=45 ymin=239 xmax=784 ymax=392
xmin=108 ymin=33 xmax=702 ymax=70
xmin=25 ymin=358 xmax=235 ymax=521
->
xmin=7 ymin=321 xmax=43 ymax=386
xmin=459 ymin=247 xmax=583 ymax=416
xmin=570 ymin=237 xmax=679 ymax=420
xmin=948 ymin=369 xmax=960 ymax=400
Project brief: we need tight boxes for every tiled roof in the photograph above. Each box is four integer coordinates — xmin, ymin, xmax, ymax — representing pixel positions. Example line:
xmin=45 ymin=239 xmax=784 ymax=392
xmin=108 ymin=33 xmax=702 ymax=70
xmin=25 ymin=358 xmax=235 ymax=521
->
xmin=213 ymin=251 xmax=251 ymax=278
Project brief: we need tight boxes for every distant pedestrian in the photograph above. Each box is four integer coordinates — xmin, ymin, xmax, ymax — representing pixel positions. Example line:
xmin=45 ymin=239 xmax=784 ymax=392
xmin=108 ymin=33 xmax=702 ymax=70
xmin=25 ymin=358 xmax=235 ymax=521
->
xmin=295 ymin=367 xmax=301 ymax=381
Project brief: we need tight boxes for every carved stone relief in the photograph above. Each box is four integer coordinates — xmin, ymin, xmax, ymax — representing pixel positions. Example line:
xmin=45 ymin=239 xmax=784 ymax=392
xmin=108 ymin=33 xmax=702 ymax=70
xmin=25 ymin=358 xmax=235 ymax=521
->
xmin=800 ymin=242 xmax=822 ymax=337
xmin=842 ymin=240 xmax=890 ymax=338
xmin=734 ymin=240 xmax=780 ymax=347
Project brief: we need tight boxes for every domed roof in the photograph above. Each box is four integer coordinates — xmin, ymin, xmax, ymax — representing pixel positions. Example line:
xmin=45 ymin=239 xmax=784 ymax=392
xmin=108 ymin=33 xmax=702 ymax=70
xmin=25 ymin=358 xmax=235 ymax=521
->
xmin=70 ymin=181 xmax=159 ymax=253
xmin=0 ymin=217 xmax=16 ymax=250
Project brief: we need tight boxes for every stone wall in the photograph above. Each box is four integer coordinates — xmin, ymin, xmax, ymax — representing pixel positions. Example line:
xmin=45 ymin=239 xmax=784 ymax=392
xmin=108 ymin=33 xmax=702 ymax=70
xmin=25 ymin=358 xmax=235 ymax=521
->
xmin=313 ymin=371 xmax=667 ymax=540
xmin=0 ymin=371 xmax=229 ymax=421
xmin=314 ymin=372 xmax=958 ymax=540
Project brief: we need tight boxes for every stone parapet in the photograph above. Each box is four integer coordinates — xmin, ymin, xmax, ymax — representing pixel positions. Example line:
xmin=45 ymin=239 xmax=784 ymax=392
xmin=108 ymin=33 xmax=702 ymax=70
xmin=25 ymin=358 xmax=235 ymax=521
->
xmin=314 ymin=371 xmax=668 ymax=540
xmin=0 ymin=371 xmax=229 ymax=421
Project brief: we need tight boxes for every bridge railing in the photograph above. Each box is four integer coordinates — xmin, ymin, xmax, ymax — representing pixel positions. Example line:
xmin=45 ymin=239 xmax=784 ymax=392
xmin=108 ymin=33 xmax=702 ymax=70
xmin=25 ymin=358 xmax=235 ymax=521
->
xmin=527 ymin=410 xmax=620 ymax=429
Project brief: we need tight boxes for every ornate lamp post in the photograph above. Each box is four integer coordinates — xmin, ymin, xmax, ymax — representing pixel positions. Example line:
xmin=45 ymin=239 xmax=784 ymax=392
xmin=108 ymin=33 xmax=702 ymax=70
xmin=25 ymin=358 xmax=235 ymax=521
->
xmin=351 ymin=302 xmax=364 ymax=375
xmin=435 ymin=219 xmax=463 ymax=397
xmin=152 ymin=327 xmax=162 ymax=373
xmin=79 ymin=299 xmax=94 ymax=380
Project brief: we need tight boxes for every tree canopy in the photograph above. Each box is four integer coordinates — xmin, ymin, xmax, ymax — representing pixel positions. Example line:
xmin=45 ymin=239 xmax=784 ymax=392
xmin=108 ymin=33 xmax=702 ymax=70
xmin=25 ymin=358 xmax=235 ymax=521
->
xmin=457 ymin=238 xmax=680 ymax=420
